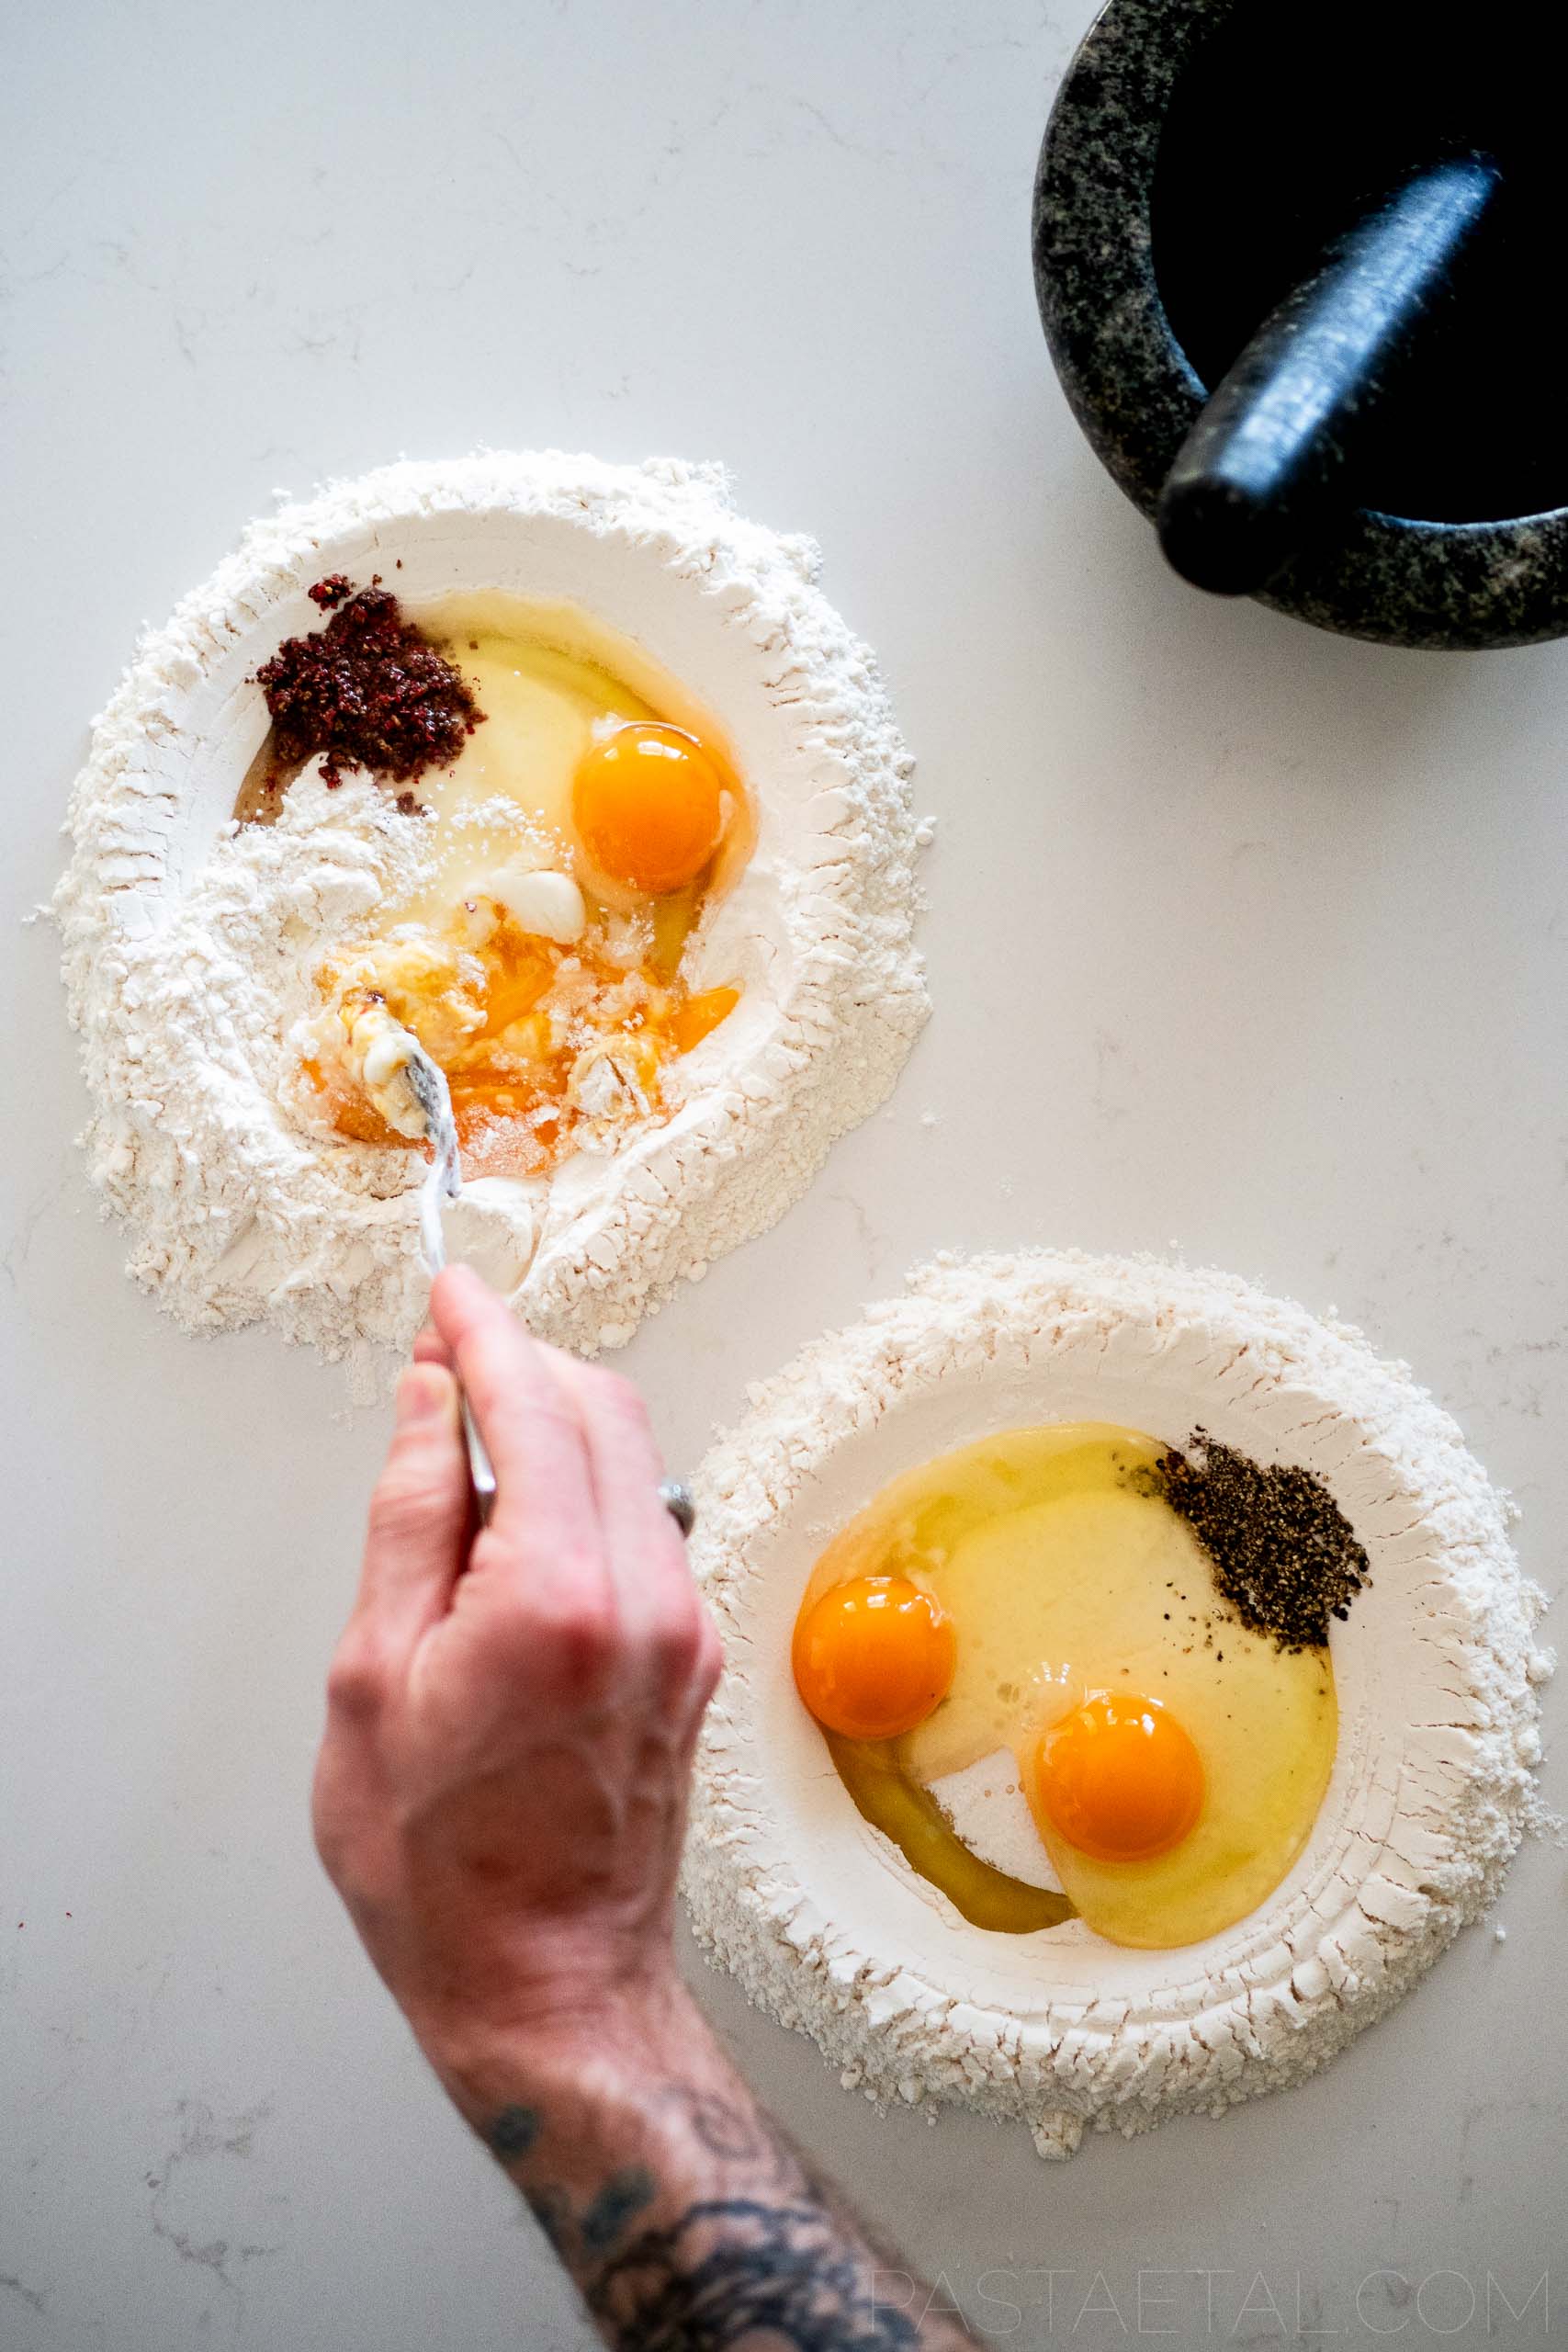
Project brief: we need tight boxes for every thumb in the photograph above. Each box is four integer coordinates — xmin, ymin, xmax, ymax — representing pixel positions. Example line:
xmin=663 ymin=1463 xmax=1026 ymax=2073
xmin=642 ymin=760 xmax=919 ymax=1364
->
xmin=354 ymin=1363 xmax=470 ymax=1649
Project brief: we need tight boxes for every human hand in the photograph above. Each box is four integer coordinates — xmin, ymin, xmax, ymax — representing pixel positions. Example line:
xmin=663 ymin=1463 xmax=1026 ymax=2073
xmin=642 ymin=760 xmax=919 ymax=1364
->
xmin=314 ymin=1269 xmax=976 ymax=2352
xmin=312 ymin=1264 xmax=722 ymax=2079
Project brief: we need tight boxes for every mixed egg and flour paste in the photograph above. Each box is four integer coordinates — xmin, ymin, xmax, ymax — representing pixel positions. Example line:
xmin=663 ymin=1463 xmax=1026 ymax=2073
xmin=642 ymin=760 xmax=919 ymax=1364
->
xmin=270 ymin=585 xmax=751 ymax=1183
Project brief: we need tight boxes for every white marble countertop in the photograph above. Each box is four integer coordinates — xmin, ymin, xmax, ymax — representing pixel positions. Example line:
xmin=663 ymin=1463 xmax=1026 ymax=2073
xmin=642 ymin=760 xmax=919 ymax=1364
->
xmin=3 ymin=3 xmax=1563 ymax=2345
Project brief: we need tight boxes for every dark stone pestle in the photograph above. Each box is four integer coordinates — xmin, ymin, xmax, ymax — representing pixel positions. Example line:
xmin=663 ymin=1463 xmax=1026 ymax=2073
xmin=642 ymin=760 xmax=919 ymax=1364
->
xmin=1157 ymin=157 xmax=1502 ymax=598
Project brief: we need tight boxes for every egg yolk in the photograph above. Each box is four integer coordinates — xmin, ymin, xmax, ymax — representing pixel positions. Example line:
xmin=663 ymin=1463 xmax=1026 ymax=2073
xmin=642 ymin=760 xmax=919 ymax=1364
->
xmin=1033 ymin=1692 xmax=1204 ymax=1863
xmin=793 ymin=1577 xmax=956 ymax=1742
xmin=572 ymin=723 xmax=727 ymax=895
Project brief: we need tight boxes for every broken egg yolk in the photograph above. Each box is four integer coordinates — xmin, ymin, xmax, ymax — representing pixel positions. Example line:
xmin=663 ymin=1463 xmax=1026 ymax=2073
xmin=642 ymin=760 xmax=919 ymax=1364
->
xmin=573 ymin=723 xmax=727 ymax=895
xmin=1033 ymin=1692 xmax=1204 ymax=1863
xmin=792 ymin=1576 xmax=956 ymax=1741
xmin=293 ymin=598 xmax=751 ymax=1183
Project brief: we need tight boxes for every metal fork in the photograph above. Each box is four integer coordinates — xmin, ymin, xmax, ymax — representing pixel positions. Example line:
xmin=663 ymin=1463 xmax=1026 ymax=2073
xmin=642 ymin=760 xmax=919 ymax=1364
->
xmin=405 ymin=1043 xmax=499 ymax=1524
xmin=404 ymin=1040 xmax=695 ymax=1544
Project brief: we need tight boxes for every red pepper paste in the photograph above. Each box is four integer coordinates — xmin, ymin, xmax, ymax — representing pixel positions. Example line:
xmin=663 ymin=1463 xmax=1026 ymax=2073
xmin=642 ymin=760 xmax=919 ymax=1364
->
xmin=254 ymin=578 xmax=484 ymax=789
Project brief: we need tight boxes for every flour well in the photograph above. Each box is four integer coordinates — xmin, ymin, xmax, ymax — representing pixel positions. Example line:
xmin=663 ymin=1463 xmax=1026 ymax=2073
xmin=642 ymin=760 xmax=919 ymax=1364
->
xmin=682 ymin=1250 xmax=1551 ymax=2157
xmin=54 ymin=454 xmax=927 ymax=1360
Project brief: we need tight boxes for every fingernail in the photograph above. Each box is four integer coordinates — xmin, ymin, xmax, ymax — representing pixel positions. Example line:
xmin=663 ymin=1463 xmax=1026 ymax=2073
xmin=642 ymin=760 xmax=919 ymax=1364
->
xmin=395 ymin=1365 xmax=446 ymax=1426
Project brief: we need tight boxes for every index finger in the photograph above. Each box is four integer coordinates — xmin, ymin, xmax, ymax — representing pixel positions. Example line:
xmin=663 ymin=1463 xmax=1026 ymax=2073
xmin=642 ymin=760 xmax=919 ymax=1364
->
xmin=430 ymin=1265 xmax=599 ymax=1570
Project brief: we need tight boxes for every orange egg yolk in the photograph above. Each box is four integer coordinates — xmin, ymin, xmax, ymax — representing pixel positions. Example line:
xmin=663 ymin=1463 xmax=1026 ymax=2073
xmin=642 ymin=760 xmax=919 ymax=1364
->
xmin=1033 ymin=1692 xmax=1204 ymax=1863
xmin=792 ymin=1577 xmax=957 ymax=1742
xmin=572 ymin=723 xmax=727 ymax=895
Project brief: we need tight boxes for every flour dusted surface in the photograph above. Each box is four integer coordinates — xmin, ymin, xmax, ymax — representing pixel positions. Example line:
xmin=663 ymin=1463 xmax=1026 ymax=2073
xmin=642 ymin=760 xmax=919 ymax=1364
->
xmin=54 ymin=453 xmax=927 ymax=1361
xmin=682 ymin=1250 xmax=1551 ymax=2158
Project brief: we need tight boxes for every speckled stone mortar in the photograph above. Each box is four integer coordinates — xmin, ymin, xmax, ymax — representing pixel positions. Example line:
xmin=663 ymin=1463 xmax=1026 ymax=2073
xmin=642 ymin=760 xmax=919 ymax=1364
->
xmin=1032 ymin=0 xmax=1568 ymax=650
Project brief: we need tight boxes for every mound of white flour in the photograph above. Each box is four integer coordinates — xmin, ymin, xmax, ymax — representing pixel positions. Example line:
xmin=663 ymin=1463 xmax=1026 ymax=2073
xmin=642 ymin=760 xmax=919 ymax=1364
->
xmin=682 ymin=1250 xmax=1551 ymax=2157
xmin=53 ymin=454 xmax=927 ymax=1360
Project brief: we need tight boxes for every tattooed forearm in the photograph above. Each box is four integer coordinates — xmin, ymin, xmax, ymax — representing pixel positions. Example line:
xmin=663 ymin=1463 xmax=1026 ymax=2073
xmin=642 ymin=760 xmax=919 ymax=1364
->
xmin=480 ymin=2077 xmax=973 ymax=2351
xmin=590 ymin=2195 xmax=924 ymax=2350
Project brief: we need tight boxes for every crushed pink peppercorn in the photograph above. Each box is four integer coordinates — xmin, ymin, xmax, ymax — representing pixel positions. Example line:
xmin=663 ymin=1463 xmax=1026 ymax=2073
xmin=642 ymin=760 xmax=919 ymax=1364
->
xmin=254 ymin=578 xmax=484 ymax=789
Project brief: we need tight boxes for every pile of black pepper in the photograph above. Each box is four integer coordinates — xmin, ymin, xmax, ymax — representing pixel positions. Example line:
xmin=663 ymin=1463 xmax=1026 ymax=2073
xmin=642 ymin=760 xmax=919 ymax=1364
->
xmin=1143 ymin=1429 xmax=1369 ymax=1651
xmin=253 ymin=575 xmax=483 ymax=792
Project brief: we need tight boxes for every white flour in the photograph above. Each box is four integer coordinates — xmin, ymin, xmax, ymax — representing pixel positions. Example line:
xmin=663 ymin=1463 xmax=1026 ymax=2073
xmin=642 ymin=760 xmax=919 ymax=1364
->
xmin=682 ymin=1250 xmax=1551 ymax=2157
xmin=53 ymin=454 xmax=927 ymax=1361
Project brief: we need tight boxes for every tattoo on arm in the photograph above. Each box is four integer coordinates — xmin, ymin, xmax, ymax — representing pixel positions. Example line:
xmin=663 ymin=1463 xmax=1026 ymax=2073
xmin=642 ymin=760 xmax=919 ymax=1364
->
xmin=581 ymin=2167 xmax=660 ymax=2256
xmin=484 ymin=2086 xmax=970 ymax=2350
xmin=590 ymin=2196 xmax=924 ymax=2349
xmin=488 ymin=2107 xmax=542 ymax=2162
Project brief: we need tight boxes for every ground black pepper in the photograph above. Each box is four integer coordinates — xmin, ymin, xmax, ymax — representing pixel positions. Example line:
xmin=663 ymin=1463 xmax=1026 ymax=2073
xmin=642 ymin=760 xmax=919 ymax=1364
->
xmin=254 ymin=578 xmax=483 ymax=789
xmin=1142 ymin=1429 xmax=1369 ymax=1651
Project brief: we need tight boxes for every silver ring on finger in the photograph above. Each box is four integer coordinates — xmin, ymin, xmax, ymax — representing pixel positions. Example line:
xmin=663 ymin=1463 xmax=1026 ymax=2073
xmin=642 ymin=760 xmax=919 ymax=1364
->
xmin=659 ymin=1478 xmax=696 ymax=1539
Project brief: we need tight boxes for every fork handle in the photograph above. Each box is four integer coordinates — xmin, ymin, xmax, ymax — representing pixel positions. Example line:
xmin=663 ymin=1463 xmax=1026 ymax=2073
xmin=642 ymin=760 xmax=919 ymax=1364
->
xmin=460 ymin=1391 xmax=497 ymax=1524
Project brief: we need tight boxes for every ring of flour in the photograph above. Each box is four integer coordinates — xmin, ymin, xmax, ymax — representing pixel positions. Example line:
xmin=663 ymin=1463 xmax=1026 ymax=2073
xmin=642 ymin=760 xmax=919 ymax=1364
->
xmin=54 ymin=453 xmax=926 ymax=1361
xmin=682 ymin=1250 xmax=1550 ymax=2157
